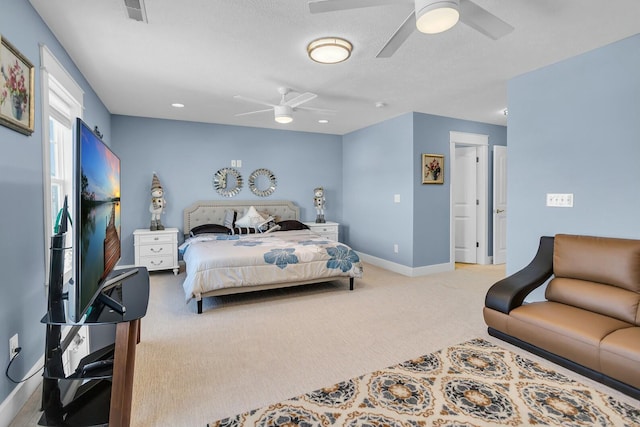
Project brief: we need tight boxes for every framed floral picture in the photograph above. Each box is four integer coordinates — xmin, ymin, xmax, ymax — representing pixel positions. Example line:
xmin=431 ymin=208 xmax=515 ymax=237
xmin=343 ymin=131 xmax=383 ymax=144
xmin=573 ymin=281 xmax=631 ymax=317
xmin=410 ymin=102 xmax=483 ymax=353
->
xmin=0 ymin=35 xmax=35 ymax=135
xmin=422 ymin=153 xmax=444 ymax=184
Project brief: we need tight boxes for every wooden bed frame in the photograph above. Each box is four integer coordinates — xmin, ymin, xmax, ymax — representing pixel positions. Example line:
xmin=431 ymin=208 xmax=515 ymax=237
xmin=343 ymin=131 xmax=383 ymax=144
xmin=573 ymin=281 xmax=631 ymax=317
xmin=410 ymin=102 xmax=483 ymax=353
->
xmin=183 ymin=200 xmax=354 ymax=313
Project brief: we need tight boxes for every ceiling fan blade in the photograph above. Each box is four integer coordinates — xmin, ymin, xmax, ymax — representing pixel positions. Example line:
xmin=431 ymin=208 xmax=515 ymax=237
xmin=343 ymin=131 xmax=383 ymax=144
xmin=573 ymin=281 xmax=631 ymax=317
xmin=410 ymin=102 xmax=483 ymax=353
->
xmin=297 ymin=106 xmax=337 ymax=115
xmin=309 ymin=0 xmax=398 ymax=14
xmin=459 ymin=0 xmax=514 ymax=40
xmin=285 ymin=92 xmax=318 ymax=108
xmin=233 ymin=95 xmax=276 ymax=108
xmin=376 ymin=10 xmax=416 ymax=58
xmin=234 ymin=108 xmax=273 ymax=117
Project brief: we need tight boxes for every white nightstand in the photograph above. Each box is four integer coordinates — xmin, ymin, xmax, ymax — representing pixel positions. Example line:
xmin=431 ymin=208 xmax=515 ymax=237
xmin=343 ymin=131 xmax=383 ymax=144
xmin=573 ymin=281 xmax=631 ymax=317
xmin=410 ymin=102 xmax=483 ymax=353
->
xmin=133 ymin=228 xmax=179 ymax=275
xmin=303 ymin=221 xmax=339 ymax=241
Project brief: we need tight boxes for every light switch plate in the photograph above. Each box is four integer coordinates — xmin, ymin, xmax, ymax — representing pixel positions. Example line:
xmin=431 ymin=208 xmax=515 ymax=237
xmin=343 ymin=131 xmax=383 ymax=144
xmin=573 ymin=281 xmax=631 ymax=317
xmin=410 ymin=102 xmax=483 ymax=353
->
xmin=546 ymin=193 xmax=574 ymax=207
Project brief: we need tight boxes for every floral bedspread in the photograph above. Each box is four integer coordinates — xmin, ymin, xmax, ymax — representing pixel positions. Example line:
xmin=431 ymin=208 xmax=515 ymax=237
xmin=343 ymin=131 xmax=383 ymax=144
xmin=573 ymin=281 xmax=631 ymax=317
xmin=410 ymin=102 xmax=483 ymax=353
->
xmin=180 ymin=229 xmax=363 ymax=301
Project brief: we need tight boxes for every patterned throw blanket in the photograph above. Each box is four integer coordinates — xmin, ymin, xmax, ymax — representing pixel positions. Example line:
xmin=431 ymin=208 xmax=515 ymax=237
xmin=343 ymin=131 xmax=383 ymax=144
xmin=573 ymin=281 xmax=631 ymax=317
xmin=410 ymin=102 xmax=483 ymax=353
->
xmin=181 ymin=230 xmax=363 ymax=301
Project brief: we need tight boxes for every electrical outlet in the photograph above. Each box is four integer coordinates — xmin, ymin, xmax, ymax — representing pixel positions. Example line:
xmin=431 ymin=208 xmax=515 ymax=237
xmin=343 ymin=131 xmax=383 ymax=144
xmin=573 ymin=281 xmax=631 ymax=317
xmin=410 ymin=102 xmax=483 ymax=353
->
xmin=231 ymin=160 xmax=236 ymax=167
xmin=9 ymin=334 xmax=19 ymax=359
xmin=236 ymin=159 xmax=242 ymax=167
xmin=393 ymin=244 xmax=399 ymax=253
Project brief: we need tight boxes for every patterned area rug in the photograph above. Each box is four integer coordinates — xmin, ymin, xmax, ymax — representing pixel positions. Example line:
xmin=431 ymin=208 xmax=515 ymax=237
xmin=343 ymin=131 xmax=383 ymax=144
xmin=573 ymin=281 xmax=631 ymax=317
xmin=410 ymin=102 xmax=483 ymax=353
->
xmin=209 ymin=339 xmax=640 ymax=427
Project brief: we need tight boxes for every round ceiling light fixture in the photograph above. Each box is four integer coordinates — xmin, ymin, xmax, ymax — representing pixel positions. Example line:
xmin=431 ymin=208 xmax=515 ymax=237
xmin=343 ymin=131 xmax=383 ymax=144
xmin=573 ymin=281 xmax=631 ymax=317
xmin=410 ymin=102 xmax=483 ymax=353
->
xmin=274 ymin=105 xmax=293 ymax=124
xmin=307 ymin=37 xmax=352 ymax=64
xmin=171 ymin=102 xmax=185 ymax=108
xmin=415 ymin=0 xmax=460 ymax=34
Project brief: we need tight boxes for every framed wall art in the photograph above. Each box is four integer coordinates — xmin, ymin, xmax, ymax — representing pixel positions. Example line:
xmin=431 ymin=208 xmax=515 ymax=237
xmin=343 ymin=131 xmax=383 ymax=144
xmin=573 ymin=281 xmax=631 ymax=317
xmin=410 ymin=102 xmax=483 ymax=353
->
xmin=422 ymin=153 xmax=444 ymax=184
xmin=0 ymin=34 xmax=35 ymax=135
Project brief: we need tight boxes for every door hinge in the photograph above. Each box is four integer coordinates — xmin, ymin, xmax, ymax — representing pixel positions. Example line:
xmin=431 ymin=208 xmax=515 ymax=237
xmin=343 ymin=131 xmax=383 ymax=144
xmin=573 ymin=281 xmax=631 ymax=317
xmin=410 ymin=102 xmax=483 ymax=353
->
xmin=476 ymin=157 xmax=479 ymax=163
xmin=476 ymin=199 xmax=479 ymax=205
xmin=476 ymin=242 xmax=479 ymax=248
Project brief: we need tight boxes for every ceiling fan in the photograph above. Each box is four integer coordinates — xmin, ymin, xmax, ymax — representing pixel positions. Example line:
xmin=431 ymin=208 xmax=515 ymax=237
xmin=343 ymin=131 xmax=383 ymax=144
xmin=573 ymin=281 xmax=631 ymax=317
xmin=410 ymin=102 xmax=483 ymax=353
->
xmin=308 ymin=0 xmax=514 ymax=57
xmin=234 ymin=87 xmax=334 ymax=124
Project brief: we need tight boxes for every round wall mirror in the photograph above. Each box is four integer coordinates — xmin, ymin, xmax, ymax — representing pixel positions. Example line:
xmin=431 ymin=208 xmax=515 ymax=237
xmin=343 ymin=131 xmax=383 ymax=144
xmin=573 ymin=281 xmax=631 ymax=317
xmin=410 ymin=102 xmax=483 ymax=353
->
xmin=248 ymin=168 xmax=277 ymax=197
xmin=213 ymin=167 xmax=243 ymax=197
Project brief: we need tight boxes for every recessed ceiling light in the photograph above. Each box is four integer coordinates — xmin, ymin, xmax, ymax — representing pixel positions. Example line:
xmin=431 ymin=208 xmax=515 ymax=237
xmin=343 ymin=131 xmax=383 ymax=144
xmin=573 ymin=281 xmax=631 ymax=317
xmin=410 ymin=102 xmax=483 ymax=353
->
xmin=171 ymin=103 xmax=185 ymax=108
xmin=307 ymin=37 xmax=352 ymax=64
xmin=318 ymin=119 xmax=329 ymax=124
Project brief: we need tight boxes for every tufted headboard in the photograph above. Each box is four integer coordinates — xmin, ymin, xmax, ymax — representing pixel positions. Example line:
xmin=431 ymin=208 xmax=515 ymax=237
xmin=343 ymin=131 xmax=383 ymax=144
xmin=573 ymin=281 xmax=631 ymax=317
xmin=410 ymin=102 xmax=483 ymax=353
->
xmin=183 ymin=200 xmax=300 ymax=237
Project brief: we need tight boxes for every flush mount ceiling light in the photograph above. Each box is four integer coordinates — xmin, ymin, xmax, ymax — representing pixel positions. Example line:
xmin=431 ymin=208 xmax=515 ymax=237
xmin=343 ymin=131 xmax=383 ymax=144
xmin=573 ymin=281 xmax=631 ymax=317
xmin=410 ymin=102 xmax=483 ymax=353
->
xmin=274 ymin=105 xmax=293 ymax=124
xmin=307 ymin=37 xmax=352 ymax=64
xmin=171 ymin=103 xmax=184 ymax=108
xmin=415 ymin=0 xmax=460 ymax=34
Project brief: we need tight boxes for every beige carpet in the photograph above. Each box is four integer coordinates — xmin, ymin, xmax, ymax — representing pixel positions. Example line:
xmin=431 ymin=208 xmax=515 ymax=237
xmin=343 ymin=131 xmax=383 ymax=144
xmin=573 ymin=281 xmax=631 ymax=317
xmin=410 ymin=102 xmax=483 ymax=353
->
xmin=123 ymin=262 xmax=639 ymax=427
xmin=208 ymin=338 xmax=640 ymax=427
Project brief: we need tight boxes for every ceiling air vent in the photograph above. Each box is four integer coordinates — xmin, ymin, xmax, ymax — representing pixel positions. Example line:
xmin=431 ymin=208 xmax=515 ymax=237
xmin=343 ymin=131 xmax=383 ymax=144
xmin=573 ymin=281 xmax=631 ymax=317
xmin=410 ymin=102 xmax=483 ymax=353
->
xmin=124 ymin=0 xmax=147 ymax=22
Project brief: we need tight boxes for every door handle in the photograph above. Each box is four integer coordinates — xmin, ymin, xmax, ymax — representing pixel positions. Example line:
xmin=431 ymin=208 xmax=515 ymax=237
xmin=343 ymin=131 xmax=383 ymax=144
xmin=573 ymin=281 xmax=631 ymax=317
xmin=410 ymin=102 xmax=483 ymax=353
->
xmin=496 ymin=209 xmax=505 ymax=213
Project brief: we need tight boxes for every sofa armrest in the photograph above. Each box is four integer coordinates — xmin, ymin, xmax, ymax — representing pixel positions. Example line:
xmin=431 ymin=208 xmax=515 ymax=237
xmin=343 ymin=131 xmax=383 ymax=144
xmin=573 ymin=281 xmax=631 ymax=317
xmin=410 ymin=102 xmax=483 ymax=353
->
xmin=485 ymin=236 xmax=555 ymax=313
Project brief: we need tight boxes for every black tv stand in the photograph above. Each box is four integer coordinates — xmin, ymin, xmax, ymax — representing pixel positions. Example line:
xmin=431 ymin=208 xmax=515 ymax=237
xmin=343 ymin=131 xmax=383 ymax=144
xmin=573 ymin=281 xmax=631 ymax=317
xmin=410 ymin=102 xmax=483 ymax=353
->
xmin=40 ymin=267 xmax=149 ymax=427
xmin=102 ymin=267 xmax=139 ymax=291
xmin=95 ymin=291 xmax=126 ymax=314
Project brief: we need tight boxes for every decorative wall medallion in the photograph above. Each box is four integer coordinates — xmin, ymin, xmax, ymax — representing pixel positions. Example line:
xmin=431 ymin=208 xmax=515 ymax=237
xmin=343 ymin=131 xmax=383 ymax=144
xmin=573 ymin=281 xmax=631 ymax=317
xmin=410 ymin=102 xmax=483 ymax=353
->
xmin=248 ymin=168 xmax=277 ymax=197
xmin=213 ymin=167 xmax=243 ymax=197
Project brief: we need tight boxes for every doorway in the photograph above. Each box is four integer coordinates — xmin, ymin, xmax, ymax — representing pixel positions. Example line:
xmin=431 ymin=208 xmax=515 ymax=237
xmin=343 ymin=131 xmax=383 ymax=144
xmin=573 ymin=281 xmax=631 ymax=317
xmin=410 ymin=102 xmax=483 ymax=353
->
xmin=449 ymin=131 xmax=489 ymax=265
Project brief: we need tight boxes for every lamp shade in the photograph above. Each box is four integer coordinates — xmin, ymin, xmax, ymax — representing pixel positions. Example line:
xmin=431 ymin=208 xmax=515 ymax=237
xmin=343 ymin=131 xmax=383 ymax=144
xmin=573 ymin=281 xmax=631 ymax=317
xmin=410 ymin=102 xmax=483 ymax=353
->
xmin=415 ymin=0 xmax=460 ymax=34
xmin=274 ymin=105 xmax=293 ymax=124
xmin=307 ymin=37 xmax=352 ymax=64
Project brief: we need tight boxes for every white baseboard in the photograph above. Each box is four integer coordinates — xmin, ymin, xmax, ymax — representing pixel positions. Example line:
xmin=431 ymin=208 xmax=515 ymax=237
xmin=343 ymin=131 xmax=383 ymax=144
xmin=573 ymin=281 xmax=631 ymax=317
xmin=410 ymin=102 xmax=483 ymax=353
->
xmin=358 ymin=252 xmax=454 ymax=277
xmin=0 ymin=357 xmax=43 ymax=427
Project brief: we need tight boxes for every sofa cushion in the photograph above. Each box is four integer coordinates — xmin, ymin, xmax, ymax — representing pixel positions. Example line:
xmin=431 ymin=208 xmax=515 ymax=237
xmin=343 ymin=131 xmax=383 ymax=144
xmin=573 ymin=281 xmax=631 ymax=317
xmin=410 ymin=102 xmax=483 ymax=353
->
xmin=600 ymin=327 xmax=640 ymax=389
xmin=508 ymin=301 xmax=632 ymax=371
xmin=554 ymin=234 xmax=640 ymax=293
xmin=545 ymin=277 xmax=640 ymax=324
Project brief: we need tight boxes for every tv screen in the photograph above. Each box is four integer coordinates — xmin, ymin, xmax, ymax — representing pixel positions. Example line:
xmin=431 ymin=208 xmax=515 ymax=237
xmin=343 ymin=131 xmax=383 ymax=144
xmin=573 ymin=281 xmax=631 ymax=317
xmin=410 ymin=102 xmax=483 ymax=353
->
xmin=69 ymin=119 xmax=121 ymax=322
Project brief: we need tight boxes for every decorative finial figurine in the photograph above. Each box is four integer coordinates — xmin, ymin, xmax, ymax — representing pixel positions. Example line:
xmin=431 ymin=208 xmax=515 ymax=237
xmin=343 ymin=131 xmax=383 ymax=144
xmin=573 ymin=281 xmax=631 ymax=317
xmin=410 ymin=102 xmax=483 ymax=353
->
xmin=313 ymin=187 xmax=326 ymax=223
xmin=149 ymin=173 xmax=166 ymax=230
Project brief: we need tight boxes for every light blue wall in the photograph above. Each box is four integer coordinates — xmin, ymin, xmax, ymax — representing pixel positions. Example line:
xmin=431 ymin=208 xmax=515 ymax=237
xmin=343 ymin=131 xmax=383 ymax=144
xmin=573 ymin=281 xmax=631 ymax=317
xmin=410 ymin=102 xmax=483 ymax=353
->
xmin=343 ymin=114 xmax=415 ymax=265
xmin=0 ymin=0 xmax=111 ymax=403
xmin=507 ymin=34 xmax=640 ymax=300
xmin=343 ymin=112 xmax=506 ymax=268
xmin=111 ymin=115 xmax=344 ymax=264
xmin=413 ymin=113 xmax=507 ymax=266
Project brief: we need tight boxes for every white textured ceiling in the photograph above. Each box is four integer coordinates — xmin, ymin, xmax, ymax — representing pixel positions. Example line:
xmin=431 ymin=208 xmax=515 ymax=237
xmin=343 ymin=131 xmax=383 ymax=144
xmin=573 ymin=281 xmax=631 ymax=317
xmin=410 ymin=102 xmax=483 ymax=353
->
xmin=29 ymin=0 xmax=640 ymax=135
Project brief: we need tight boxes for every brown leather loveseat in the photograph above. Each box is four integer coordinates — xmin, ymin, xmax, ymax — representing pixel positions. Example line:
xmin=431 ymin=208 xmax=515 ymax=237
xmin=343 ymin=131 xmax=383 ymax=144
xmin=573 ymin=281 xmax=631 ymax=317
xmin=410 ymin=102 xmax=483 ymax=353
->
xmin=484 ymin=234 xmax=640 ymax=399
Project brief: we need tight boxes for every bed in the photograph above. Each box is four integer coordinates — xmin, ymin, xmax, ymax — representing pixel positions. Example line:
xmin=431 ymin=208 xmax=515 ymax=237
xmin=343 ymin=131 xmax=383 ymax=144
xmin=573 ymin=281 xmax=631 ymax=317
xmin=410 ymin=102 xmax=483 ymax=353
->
xmin=180 ymin=200 xmax=363 ymax=313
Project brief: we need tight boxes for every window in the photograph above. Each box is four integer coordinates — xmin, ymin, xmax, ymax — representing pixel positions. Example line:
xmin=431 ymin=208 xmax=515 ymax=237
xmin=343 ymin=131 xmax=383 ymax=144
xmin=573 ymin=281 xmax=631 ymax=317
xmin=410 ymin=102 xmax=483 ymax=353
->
xmin=41 ymin=46 xmax=83 ymax=285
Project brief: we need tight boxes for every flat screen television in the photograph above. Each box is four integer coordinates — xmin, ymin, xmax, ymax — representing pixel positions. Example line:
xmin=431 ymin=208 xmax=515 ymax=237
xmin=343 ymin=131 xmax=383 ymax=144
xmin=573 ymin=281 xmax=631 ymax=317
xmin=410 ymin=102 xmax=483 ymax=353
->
xmin=68 ymin=118 xmax=125 ymax=322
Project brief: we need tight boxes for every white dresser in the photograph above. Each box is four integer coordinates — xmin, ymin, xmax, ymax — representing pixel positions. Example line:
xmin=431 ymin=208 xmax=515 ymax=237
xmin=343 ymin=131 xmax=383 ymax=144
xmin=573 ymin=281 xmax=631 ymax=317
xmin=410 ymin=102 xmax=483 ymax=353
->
xmin=133 ymin=228 xmax=179 ymax=275
xmin=303 ymin=221 xmax=339 ymax=241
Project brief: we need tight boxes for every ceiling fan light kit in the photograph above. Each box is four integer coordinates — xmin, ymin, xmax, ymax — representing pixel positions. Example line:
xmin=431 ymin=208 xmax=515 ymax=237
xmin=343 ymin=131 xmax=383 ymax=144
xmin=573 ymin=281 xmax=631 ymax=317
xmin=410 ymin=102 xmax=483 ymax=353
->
xmin=274 ymin=105 xmax=294 ymax=123
xmin=307 ymin=37 xmax=352 ymax=64
xmin=415 ymin=0 xmax=460 ymax=34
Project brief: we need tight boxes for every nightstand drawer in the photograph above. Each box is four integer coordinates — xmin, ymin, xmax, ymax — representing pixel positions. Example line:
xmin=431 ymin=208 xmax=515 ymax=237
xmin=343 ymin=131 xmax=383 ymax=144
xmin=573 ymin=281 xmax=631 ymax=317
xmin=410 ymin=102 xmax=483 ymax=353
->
xmin=138 ymin=243 xmax=174 ymax=257
xmin=313 ymin=225 xmax=337 ymax=234
xmin=133 ymin=228 xmax=180 ymax=275
xmin=136 ymin=234 xmax=175 ymax=245
xmin=303 ymin=221 xmax=340 ymax=241
xmin=139 ymin=254 xmax=175 ymax=271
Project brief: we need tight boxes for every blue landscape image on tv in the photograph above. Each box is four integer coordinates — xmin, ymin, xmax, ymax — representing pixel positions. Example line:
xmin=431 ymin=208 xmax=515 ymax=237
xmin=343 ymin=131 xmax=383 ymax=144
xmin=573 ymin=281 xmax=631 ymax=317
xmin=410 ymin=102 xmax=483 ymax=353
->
xmin=78 ymin=124 xmax=121 ymax=313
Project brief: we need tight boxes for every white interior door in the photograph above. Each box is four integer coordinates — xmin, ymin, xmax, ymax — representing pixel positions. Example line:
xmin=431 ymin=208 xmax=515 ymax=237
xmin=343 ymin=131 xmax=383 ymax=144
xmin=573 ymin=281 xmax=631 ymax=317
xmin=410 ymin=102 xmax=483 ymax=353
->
xmin=454 ymin=146 xmax=477 ymax=263
xmin=493 ymin=146 xmax=507 ymax=264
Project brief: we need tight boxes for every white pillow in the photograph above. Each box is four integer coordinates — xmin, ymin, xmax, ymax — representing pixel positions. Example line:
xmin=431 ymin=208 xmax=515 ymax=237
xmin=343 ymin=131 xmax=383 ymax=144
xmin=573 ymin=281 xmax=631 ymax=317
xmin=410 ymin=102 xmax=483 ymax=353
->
xmin=234 ymin=206 xmax=266 ymax=228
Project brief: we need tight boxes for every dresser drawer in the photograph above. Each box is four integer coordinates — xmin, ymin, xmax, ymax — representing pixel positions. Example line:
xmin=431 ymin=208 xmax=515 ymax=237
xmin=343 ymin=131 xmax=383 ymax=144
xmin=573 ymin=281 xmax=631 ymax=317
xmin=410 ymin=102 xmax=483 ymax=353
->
xmin=136 ymin=233 xmax=175 ymax=245
xmin=139 ymin=254 xmax=176 ymax=271
xmin=138 ymin=243 xmax=175 ymax=257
